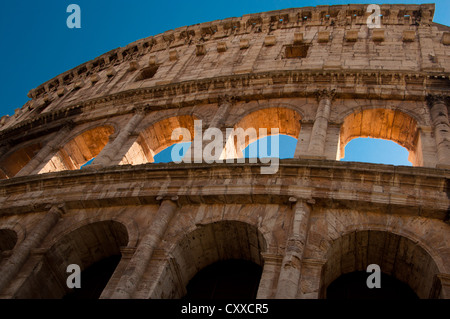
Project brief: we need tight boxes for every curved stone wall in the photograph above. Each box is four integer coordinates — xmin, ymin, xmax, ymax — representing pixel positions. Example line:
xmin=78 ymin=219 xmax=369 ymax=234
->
xmin=0 ymin=3 xmax=449 ymax=299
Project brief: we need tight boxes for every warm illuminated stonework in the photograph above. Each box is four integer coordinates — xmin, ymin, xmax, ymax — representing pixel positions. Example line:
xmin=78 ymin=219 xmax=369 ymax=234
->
xmin=0 ymin=3 xmax=449 ymax=299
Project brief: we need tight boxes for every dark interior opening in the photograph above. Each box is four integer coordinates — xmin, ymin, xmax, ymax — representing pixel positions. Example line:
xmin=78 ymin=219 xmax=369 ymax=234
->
xmin=136 ymin=66 xmax=159 ymax=81
xmin=63 ymin=255 xmax=121 ymax=299
xmin=327 ymin=271 xmax=419 ymax=300
xmin=285 ymin=44 xmax=310 ymax=58
xmin=184 ymin=259 xmax=263 ymax=299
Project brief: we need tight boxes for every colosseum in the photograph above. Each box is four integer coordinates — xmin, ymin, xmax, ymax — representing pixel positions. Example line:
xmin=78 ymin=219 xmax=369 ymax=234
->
xmin=0 ymin=3 xmax=449 ymax=300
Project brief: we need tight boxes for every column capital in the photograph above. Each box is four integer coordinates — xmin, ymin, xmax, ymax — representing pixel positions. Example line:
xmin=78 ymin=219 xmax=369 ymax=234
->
xmin=217 ymin=94 xmax=237 ymax=106
xmin=46 ymin=203 xmax=67 ymax=217
xmin=315 ymin=89 xmax=336 ymax=102
xmin=426 ymin=94 xmax=449 ymax=109
xmin=156 ymin=195 xmax=179 ymax=202
xmin=132 ymin=104 xmax=149 ymax=115
xmin=61 ymin=120 xmax=76 ymax=132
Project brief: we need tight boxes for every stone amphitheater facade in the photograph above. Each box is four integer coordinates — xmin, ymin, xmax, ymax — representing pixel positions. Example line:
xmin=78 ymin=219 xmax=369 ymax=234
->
xmin=0 ymin=3 xmax=449 ymax=299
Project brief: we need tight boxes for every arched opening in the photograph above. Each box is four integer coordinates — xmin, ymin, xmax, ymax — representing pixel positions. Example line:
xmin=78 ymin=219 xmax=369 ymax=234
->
xmin=151 ymin=221 xmax=267 ymax=299
xmin=39 ymin=126 xmax=115 ymax=173
xmin=339 ymin=109 xmax=420 ymax=166
xmin=120 ymin=115 xmax=195 ymax=165
xmin=0 ymin=229 xmax=18 ymax=263
xmin=0 ymin=143 xmax=42 ymax=179
xmin=14 ymin=220 xmax=128 ymax=299
xmin=320 ymin=230 xmax=441 ymax=299
xmin=184 ymin=259 xmax=262 ymax=299
xmin=225 ymin=108 xmax=301 ymax=159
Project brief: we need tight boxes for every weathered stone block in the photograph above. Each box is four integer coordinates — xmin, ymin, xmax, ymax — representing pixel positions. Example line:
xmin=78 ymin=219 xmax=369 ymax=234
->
xmin=90 ymin=74 xmax=100 ymax=84
xmin=240 ymin=39 xmax=250 ymax=49
xmin=106 ymin=67 xmax=116 ymax=77
xmin=74 ymin=80 xmax=85 ymax=89
xmin=346 ymin=30 xmax=358 ymax=42
xmin=293 ymin=32 xmax=304 ymax=44
xmin=169 ymin=50 xmax=178 ymax=61
xmin=217 ymin=42 xmax=227 ymax=52
xmin=443 ymin=32 xmax=450 ymax=45
xmin=128 ymin=61 xmax=140 ymax=71
xmin=318 ymin=31 xmax=330 ymax=43
xmin=149 ymin=55 xmax=157 ymax=66
xmin=372 ymin=29 xmax=385 ymax=42
xmin=56 ymin=87 xmax=66 ymax=97
xmin=264 ymin=35 xmax=276 ymax=46
xmin=403 ymin=30 xmax=416 ymax=42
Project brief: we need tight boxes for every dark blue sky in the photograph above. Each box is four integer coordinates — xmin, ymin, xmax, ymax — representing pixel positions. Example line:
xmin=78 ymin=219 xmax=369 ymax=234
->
xmin=1 ymin=1 xmax=447 ymax=166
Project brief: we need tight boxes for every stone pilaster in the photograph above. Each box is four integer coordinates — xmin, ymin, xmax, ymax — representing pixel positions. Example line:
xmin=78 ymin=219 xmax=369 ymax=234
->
xmin=0 ymin=204 xmax=64 ymax=293
xmin=209 ymin=95 xmax=235 ymax=129
xmin=298 ymin=258 xmax=327 ymax=299
xmin=275 ymin=199 xmax=313 ymax=299
xmin=256 ymin=253 xmax=283 ymax=299
xmin=307 ymin=90 xmax=336 ymax=157
xmin=91 ymin=106 xmax=147 ymax=168
xmin=111 ymin=196 xmax=178 ymax=299
xmin=426 ymin=95 xmax=450 ymax=168
xmin=15 ymin=123 xmax=74 ymax=177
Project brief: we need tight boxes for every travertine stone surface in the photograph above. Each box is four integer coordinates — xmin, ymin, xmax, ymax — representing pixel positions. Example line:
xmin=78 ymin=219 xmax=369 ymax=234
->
xmin=0 ymin=3 xmax=449 ymax=299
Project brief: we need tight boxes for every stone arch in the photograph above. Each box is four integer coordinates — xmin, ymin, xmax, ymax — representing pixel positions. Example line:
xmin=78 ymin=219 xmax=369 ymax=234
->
xmin=43 ymin=215 xmax=140 ymax=250
xmin=151 ymin=220 xmax=268 ymax=299
xmin=319 ymin=229 xmax=442 ymax=299
xmin=14 ymin=220 xmax=129 ymax=299
xmin=339 ymin=108 xmax=420 ymax=165
xmin=0 ymin=142 xmax=43 ymax=179
xmin=120 ymin=115 xmax=197 ymax=165
xmin=39 ymin=125 xmax=115 ymax=173
xmin=227 ymin=107 xmax=302 ymax=158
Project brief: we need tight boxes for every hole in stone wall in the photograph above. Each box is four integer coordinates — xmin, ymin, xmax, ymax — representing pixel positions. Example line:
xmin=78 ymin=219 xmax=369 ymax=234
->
xmin=327 ymin=271 xmax=419 ymax=300
xmin=285 ymin=44 xmax=310 ymax=59
xmin=0 ymin=229 xmax=18 ymax=251
xmin=135 ymin=66 xmax=159 ymax=81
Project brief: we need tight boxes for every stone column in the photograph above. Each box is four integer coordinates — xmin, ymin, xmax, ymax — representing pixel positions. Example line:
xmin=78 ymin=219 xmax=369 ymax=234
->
xmin=275 ymin=198 xmax=313 ymax=299
xmin=0 ymin=204 xmax=64 ymax=293
xmin=426 ymin=95 xmax=450 ymax=168
xmin=15 ymin=124 xmax=74 ymax=177
xmin=90 ymin=106 xmax=147 ymax=168
xmin=111 ymin=196 xmax=178 ymax=299
xmin=184 ymin=95 xmax=235 ymax=163
xmin=307 ymin=90 xmax=336 ymax=157
xmin=298 ymin=258 xmax=327 ymax=299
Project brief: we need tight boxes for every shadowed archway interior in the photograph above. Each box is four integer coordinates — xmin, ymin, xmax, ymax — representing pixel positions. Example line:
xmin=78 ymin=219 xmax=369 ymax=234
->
xmin=320 ymin=230 xmax=441 ymax=299
xmin=13 ymin=220 xmax=128 ymax=299
xmin=151 ymin=220 xmax=267 ymax=299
